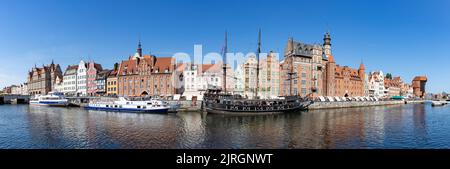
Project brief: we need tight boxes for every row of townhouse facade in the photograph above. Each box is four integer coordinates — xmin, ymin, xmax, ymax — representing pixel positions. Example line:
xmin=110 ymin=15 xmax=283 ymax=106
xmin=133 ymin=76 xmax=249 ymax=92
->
xmin=20 ymin=36 xmax=426 ymax=100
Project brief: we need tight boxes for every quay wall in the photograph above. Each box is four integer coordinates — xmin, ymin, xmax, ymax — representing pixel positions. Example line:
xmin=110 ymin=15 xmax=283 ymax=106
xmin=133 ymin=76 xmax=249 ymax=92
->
xmin=309 ymin=100 xmax=425 ymax=110
xmin=169 ymin=100 xmax=425 ymax=112
xmin=167 ymin=100 xmax=202 ymax=112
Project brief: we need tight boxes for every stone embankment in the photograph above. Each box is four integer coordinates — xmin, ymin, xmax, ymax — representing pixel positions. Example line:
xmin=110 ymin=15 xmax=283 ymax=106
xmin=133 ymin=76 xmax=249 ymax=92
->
xmin=309 ymin=100 xmax=425 ymax=110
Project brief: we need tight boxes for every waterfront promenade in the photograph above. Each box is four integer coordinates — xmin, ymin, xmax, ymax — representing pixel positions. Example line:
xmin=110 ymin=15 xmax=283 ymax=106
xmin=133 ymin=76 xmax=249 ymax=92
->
xmin=309 ymin=100 xmax=425 ymax=110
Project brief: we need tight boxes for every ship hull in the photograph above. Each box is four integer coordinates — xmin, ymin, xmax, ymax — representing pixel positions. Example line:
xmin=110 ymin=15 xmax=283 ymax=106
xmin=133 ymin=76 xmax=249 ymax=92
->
xmin=84 ymin=106 xmax=169 ymax=114
xmin=203 ymin=101 xmax=311 ymax=115
xmin=30 ymin=101 xmax=69 ymax=107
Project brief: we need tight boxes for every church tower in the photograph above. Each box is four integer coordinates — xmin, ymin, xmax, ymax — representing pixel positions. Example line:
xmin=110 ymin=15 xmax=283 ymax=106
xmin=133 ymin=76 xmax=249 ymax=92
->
xmin=323 ymin=32 xmax=332 ymax=56
xmin=359 ymin=62 xmax=365 ymax=80
xmin=137 ymin=40 xmax=143 ymax=57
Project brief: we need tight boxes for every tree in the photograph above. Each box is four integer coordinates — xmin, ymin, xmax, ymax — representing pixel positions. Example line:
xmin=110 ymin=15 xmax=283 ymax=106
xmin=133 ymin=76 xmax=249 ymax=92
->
xmin=386 ymin=73 xmax=393 ymax=79
xmin=114 ymin=63 xmax=119 ymax=71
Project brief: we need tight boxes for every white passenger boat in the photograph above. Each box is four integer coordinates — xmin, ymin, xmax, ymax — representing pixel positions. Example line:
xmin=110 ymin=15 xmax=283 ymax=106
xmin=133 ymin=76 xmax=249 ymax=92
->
xmin=85 ymin=97 xmax=170 ymax=114
xmin=29 ymin=92 xmax=69 ymax=107
xmin=432 ymin=100 xmax=448 ymax=107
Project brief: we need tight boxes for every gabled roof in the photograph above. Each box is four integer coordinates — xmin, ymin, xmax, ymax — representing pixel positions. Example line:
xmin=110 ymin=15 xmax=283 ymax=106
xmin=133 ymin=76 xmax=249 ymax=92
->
xmin=153 ymin=57 xmax=174 ymax=73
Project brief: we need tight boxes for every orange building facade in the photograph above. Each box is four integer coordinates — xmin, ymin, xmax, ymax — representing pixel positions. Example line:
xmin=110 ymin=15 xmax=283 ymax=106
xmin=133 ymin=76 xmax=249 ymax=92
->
xmin=280 ymin=33 xmax=365 ymax=98
xmin=116 ymin=42 xmax=176 ymax=97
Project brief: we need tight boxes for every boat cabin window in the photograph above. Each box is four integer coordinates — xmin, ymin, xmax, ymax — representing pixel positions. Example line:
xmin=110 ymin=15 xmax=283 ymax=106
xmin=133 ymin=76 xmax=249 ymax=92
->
xmin=137 ymin=106 xmax=141 ymax=109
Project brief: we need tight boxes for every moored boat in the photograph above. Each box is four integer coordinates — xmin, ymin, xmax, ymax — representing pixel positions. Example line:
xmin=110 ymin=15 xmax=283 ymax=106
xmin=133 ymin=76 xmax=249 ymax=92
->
xmin=29 ymin=92 xmax=69 ymax=107
xmin=431 ymin=100 xmax=448 ymax=107
xmin=85 ymin=97 xmax=170 ymax=114
xmin=203 ymin=92 xmax=312 ymax=115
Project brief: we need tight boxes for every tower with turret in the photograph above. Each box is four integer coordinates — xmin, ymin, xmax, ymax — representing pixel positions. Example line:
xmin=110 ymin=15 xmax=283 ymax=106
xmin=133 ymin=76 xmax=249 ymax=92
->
xmin=323 ymin=32 xmax=332 ymax=56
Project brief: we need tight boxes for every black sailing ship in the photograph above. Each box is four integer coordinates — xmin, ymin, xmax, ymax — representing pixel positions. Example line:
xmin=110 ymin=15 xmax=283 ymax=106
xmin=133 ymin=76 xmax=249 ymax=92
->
xmin=202 ymin=30 xmax=313 ymax=115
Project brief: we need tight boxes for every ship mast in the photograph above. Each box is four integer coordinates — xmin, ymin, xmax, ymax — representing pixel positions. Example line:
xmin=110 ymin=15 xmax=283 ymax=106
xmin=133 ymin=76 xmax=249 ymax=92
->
xmin=288 ymin=38 xmax=295 ymax=96
xmin=255 ymin=29 xmax=261 ymax=99
xmin=223 ymin=31 xmax=228 ymax=94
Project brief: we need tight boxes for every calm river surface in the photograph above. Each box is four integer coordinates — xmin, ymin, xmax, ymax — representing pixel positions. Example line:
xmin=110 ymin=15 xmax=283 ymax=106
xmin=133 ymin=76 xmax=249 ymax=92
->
xmin=0 ymin=103 xmax=450 ymax=149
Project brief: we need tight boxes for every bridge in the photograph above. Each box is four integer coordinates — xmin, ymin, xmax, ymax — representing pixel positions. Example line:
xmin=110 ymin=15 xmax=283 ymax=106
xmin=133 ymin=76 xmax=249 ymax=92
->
xmin=0 ymin=94 xmax=31 ymax=104
xmin=0 ymin=95 xmax=100 ymax=106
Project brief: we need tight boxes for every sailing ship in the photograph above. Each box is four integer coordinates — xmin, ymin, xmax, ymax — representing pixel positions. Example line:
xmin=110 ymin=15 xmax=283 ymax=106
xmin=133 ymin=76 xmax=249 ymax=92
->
xmin=202 ymin=30 xmax=313 ymax=115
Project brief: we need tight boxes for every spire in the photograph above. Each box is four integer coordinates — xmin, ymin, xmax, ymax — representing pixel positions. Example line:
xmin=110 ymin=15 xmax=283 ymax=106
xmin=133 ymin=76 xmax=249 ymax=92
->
xmin=257 ymin=29 xmax=261 ymax=55
xmin=359 ymin=61 xmax=365 ymax=70
xmin=323 ymin=31 xmax=331 ymax=46
xmin=290 ymin=37 xmax=295 ymax=54
xmin=137 ymin=39 xmax=143 ymax=57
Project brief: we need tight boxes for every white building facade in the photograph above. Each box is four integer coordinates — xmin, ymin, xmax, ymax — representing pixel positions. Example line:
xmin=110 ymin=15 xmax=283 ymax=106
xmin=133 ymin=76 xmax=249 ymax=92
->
xmin=368 ymin=71 xmax=386 ymax=98
xmin=76 ymin=60 xmax=87 ymax=96
xmin=63 ymin=65 xmax=78 ymax=96
xmin=258 ymin=52 xmax=280 ymax=99
xmin=243 ymin=55 xmax=258 ymax=99
xmin=233 ymin=64 xmax=245 ymax=96
xmin=182 ymin=64 xmax=202 ymax=100
xmin=54 ymin=76 xmax=64 ymax=93
xmin=10 ymin=83 xmax=28 ymax=95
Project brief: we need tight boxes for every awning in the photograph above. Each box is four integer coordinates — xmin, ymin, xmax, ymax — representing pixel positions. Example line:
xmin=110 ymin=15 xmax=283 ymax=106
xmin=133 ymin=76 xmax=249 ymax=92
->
xmin=391 ymin=96 xmax=404 ymax=100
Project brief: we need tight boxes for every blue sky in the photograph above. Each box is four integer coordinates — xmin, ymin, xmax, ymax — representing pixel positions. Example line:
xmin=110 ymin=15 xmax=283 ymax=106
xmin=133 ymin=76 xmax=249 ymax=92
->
xmin=0 ymin=0 xmax=449 ymax=93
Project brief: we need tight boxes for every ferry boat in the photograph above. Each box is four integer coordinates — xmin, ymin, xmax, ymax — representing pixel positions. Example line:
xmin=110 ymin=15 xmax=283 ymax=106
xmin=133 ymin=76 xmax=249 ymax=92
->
xmin=85 ymin=97 xmax=170 ymax=114
xmin=202 ymin=30 xmax=313 ymax=115
xmin=29 ymin=92 xmax=69 ymax=107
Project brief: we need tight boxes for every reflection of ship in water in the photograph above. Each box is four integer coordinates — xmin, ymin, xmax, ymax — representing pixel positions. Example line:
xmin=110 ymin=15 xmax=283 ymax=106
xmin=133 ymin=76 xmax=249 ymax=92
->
xmin=203 ymin=30 xmax=313 ymax=115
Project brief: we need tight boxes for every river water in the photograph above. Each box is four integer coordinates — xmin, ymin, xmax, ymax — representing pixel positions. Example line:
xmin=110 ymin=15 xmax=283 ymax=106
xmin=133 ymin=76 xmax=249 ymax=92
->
xmin=0 ymin=103 xmax=449 ymax=149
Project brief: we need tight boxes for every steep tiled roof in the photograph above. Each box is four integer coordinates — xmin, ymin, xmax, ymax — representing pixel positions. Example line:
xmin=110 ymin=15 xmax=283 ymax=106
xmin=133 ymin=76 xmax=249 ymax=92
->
xmin=153 ymin=57 xmax=174 ymax=73
xmin=413 ymin=76 xmax=427 ymax=81
xmin=118 ymin=55 xmax=176 ymax=75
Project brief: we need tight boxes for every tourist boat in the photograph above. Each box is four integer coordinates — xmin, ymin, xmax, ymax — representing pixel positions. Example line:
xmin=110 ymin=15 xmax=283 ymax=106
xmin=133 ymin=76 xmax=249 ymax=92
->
xmin=85 ymin=97 xmax=170 ymax=114
xmin=202 ymin=31 xmax=313 ymax=115
xmin=431 ymin=100 xmax=448 ymax=107
xmin=29 ymin=92 xmax=69 ymax=107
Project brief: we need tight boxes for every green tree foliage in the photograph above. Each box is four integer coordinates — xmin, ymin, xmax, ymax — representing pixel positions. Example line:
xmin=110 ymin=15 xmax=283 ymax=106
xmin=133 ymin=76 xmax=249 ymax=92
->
xmin=114 ymin=63 xmax=119 ymax=71
xmin=386 ymin=73 xmax=393 ymax=79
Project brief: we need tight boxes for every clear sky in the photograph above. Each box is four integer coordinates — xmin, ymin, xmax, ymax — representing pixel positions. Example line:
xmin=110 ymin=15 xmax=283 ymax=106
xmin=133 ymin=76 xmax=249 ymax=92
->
xmin=0 ymin=0 xmax=449 ymax=93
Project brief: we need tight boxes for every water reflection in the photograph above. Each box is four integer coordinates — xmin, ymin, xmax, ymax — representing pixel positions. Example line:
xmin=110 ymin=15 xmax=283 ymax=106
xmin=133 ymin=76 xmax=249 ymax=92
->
xmin=0 ymin=103 xmax=449 ymax=149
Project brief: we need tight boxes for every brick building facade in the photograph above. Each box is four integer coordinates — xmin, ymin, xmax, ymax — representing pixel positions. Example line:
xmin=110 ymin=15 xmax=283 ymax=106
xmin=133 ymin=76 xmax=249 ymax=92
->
xmin=117 ymin=42 xmax=176 ymax=97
